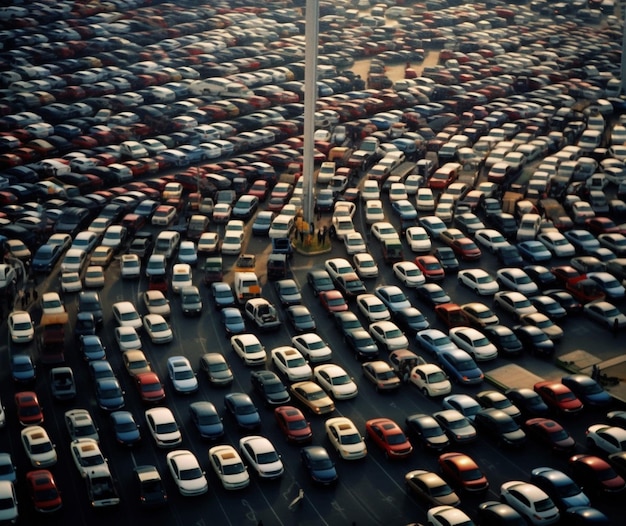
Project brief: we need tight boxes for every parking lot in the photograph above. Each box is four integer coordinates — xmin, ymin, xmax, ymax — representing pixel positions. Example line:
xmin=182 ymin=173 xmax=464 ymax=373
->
xmin=0 ymin=0 xmax=626 ymax=525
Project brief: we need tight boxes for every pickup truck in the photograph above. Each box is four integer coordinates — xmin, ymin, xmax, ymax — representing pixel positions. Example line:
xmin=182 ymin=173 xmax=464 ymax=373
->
xmin=244 ymin=298 xmax=281 ymax=331
xmin=85 ymin=466 xmax=120 ymax=508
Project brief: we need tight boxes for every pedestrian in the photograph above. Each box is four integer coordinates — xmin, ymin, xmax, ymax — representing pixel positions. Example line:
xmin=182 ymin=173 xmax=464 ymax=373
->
xmin=317 ymin=206 xmax=322 ymax=221
xmin=592 ymin=364 xmax=600 ymax=381
xmin=321 ymin=226 xmax=327 ymax=245
xmin=24 ymin=289 xmax=30 ymax=305
xmin=20 ymin=290 xmax=26 ymax=309
xmin=613 ymin=318 xmax=620 ymax=338
xmin=317 ymin=229 xmax=323 ymax=245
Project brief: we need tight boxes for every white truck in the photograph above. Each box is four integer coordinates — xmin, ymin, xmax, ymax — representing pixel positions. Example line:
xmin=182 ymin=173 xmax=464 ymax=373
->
xmin=244 ymin=298 xmax=281 ymax=331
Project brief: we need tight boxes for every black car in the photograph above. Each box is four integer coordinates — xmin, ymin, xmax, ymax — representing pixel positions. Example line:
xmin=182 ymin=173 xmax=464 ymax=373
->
xmin=78 ymin=291 xmax=104 ymax=327
xmin=344 ymin=329 xmax=379 ymax=361
xmin=405 ymin=413 xmax=450 ymax=452
xmin=189 ymin=401 xmax=224 ymax=440
xmin=497 ymin=245 xmax=524 ymax=266
xmin=524 ymin=265 xmax=558 ymax=290
xmin=434 ymin=247 xmax=460 ymax=274
xmin=286 ymin=305 xmax=316 ymax=333
xmin=74 ymin=312 xmax=97 ymax=339
xmin=335 ymin=273 xmax=367 ymax=299
xmin=133 ymin=465 xmax=168 ymax=508
xmin=505 ymin=388 xmax=550 ymax=419
xmin=224 ymin=393 xmax=261 ymax=430
xmin=530 ymin=295 xmax=568 ymax=320
xmin=334 ymin=311 xmax=364 ymax=338
xmin=474 ymin=408 xmax=526 ymax=448
xmin=544 ymin=289 xmax=583 ymax=315
xmin=307 ymin=269 xmax=334 ymax=296
xmin=483 ymin=325 xmax=523 ymax=357
xmin=563 ymin=507 xmax=610 ymax=526
xmin=300 ymin=446 xmax=338 ymax=485
xmin=393 ymin=307 xmax=430 ymax=334
xmin=513 ymin=325 xmax=554 ymax=357
xmin=477 ymin=501 xmax=526 ymax=526
xmin=251 ymin=370 xmax=290 ymax=407
xmin=415 ymin=283 xmax=451 ymax=306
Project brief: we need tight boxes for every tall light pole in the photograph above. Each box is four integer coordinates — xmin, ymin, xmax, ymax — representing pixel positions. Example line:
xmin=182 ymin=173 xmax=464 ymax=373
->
xmin=302 ymin=0 xmax=319 ymax=226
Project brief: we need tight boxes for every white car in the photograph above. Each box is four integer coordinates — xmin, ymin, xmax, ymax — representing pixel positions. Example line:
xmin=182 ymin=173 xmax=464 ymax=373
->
xmin=167 ymin=356 xmax=198 ymax=394
xmin=409 ymin=364 xmax=452 ymax=397
xmin=357 ymin=294 xmax=391 ymax=322
xmin=41 ymin=292 xmax=65 ymax=315
xmin=496 ymin=268 xmax=540 ymax=296
xmin=325 ymin=417 xmax=367 ymax=460
xmin=143 ymin=290 xmax=171 ymax=317
xmin=500 ymin=481 xmax=560 ymax=525
xmin=371 ymin=222 xmax=399 ymax=242
xmin=239 ymin=436 xmax=284 ymax=479
xmin=361 ymin=179 xmax=380 ymax=201
xmin=112 ymin=301 xmax=142 ymax=329
xmin=427 ymin=506 xmax=474 ymax=526
xmin=433 ymin=409 xmax=477 ymax=443
xmin=475 ymin=229 xmax=511 ymax=253
xmin=61 ymin=248 xmax=87 ymax=273
xmin=393 ymin=261 xmax=426 ymax=287
xmin=375 ymin=285 xmax=411 ymax=313
xmin=458 ymin=269 xmax=499 ymax=295
xmin=70 ymin=438 xmax=107 ymax=477
xmin=365 ymin=200 xmax=385 ymax=224
xmin=416 ymin=187 xmax=436 ymax=212
xmin=494 ymin=291 xmax=538 ymax=318
xmin=584 ymin=300 xmax=626 ymax=329
xmin=331 ymin=216 xmax=355 ymax=240
xmin=145 ymin=407 xmax=182 ymax=448
xmin=101 ymin=225 xmax=126 ymax=251
xmin=171 ymin=263 xmax=192 ymax=294
xmin=166 ymin=450 xmax=208 ymax=496
xmin=177 ymin=240 xmax=198 ymax=265
xmin=143 ymin=314 xmax=173 ymax=344
xmin=61 ymin=271 xmax=83 ymax=292
xmin=8 ymin=310 xmax=34 ymax=343
xmin=221 ymin=232 xmax=244 ymax=255
xmin=198 ymin=232 xmax=220 ymax=254
xmin=343 ymin=232 xmax=367 ymax=254
xmin=65 ymin=409 xmax=99 ymax=442
xmin=449 ymin=327 xmax=498 ymax=361
xmin=0 ymin=481 xmax=17 ymax=524
xmin=586 ymin=424 xmax=626 ymax=455
xmin=208 ymin=445 xmax=250 ymax=490
xmin=324 ymin=258 xmax=355 ymax=282
xmin=291 ymin=333 xmax=332 ymax=363
xmin=369 ymin=321 xmax=409 ymax=351
xmin=84 ymin=266 xmax=106 ymax=289
xmin=231 ymin=334 xmax=267 ymax=366
xmin=271 ymin=347 xmax=312 ymax=382
xmin=114 ymin=326 xmax=142 ymax=352
xmin=353 ymin=252 xmax=379 ymax=278
xmin=21 ymin=426 xmax=57 ymax=467
xmin=537 ymin=231 xmax=576 ymax=257
xmin=406 ymin=226 xmax=432 ymax=253
xmin=314 ymin=364 xmax=358 ymax=400
xmin=120 ymin=254 xmax=141 ymax=278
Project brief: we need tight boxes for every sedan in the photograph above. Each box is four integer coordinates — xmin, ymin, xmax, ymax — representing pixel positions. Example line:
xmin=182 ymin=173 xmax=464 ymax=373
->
xmin=415 ymin=328 xmax=458 ymax=356
xmin=586 ymin=425 xmax=626 ymax=455
xmin=414 ymin=255 xmax=445 ymax=281
xmin=437 ymin=349 xmax=484 ymax=386
xmin=110 ymin=411 xmax=141 ymax=446
xmin=290 ymin=381 xmax=335 ymax=415
xmin=530 ymin=467 xmax=590 ymax=511
xmin=520 ymin=313 xmax=563 ymax=341
xmin=393 ymin=261 xmax=425 ymax=288
xmin=275 ymin=279 xmax=302 ymax=306
xmin=224 ymin=393 xmax=261 ymax=430
xmin=274 ymin=406 xmax=312 ymax=443
xmin=15 ymin=391 xmax=44 ymax=426
xmin=497 ymin=268 xmax=540 ymax=296
xmin=143 ymin=314 xmax=173 ymax=344
xmin=500 ymin=481 xmax=560 ymax=525
xmin=561 ymin=374 xmax=612 ymax=407
xmin=518 ymin=240 xmax=553 ymax=263
xmin=357 ymin=294 xmax=391 ymax=322
xmin=314 ymin=364 xmax=358 ymax=400
xmin=114 ymin=326 xmax=141 ymax=353
xmin=369 ymin=321 xmax=409 ymax=352
xmin=405 ymin=470 xmax=460 ymax=507
xmin=476 ymin=390 xmax=521 ymax=420
xmin=26 ymin=469 xmax=62 ymax=513
xmin=325 ymin=416 xmax=367 ymax=460
xmin=449 ymin=327 xmax=498 ymax=362
xmin=209 ymin=445 xmax=249 ymax=491
xmin=409 ymin=364 xmax=452 ymax=398
xmin=8 ymin=311 xmax=34 ymax=344
xmin=231 ymin=334 xmax=267 ymax=367
xmin=94 ymin=377 xmax=125 ymax=411
xmin=375 ymin=285 xmax=411 ymax=314
xmin=533 ymin=381 xmax=584 ymax=415
xmin=442 ymin=394 xmax=482 ymax=422
xmin=239 ymin=435 xmax=284 ymax=480
xmin=584 ymin=300 xmax=626 ymax=330
xmin=353 ymin=252 xmax=379 ymax=279
xmin=433 ymin=409 xmax=477 ymax=444
xmin=569 ymin=454 xmax=626 ymax=496
xmin=457 ymin=269 xmax=499 ymax=295
xmin=405 ymin=413 xmax=450 ymax=452
xmin=365 ymin=418 xmax=413 ymax=459
xmin=524 ymin=418 xmax=576 ymax=454
xmin=65 ymin=409 xmax=99 ymax=442
xmin=319 ymin=290 xmax=348 ymax=313
xmin=307 ymin=269 xmax=334 ymax=296
xmin=416 ymin=283 xmax=451 ymax=306
xmin=439 ymin=451 xmax=489 ymax=493
xmin=167 ymin=356 xmax=198 ymax=394
xmin=475 ymin=229 xmax=511 ymax=253
xmin=250 ymin=370 xmax=290 ymax=407
xmin=474 ymin=408 xmax=527 ymax=448
xmin=166 ymin=450 xmax=208 ymax=496
xmin=428 ymin=506 xmax=474 ymax=526
xmin=494 ymin=291 xmax=538 ymax=319
xmin=537 ymin=232 xmax=576 ymax=258
xmin=286 ymin=305 xmax=317 ymax=333
xmin=301 ymin=446 xmax=338 ymax=485
xmin=70 ymin=438 xmax=107 ymax=477
xmin=21 ymin=426 xmax=57 ymax=468
xmin=530 ymin=295 xmax=568 ymax=320
xmin=143 ymin=290 xmax=171 ymax=317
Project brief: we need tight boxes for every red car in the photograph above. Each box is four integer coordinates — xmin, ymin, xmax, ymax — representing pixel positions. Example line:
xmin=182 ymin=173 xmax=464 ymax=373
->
xmin=438 ymin=452 xmax=489 ymax=493
xmin=319 ymin=290 xmax=348 ymax=313
xmin=565 ymin=275 xmax=605 ymax=304
xmin=524 ymin=417 xmax=576 ymax=454
xmin=135 ymin=372 xmax=166 ymax=404
xmin=248 ymin=180 xmax=269 ymax=201
xmin=569 ymin=454 xmax=626 ymax=495
xmin=435 ymin=303 xmax=470 ymax=328
xmin=415 ymin=255 xmax=445 ymax=281
xmin=550 ymin=265 xmax=580 ymax=285
xmin=585 ymin=217 xmax=621 ymax=235
xmin=449 ymin=238 xmax=482 ymax=261
xmin=26 ymin=470 xmax=62 ymax=513
xmin=365 ymin=417 xmax=413 ymax=459
xmin=15 ymin=391 xmax=44 ymax=426
xmin=274 ymin=406 xmax=313 ymax=443
xmin=533 ymin=381 xmax=584 ymax=415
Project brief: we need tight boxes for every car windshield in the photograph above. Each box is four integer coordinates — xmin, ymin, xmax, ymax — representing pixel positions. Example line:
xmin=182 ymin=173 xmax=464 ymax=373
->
xmin=256 ymin=451 xmax=279 ymax=464
xmin=235 ymin=404 xmax=256 ymax=415
xmin=386 ymin=432 xmax=407 ymax=445
xmin=477 ymin=275 xmax=493 ymax=283
xmin=427 ymin=371 xmax=447 ymax=383
xmin=180 ymin=468 xmax=202 ymax=481
xmin=456 ymin=360 xmax=476 ymax=372
xmin=535 ymin=497 xmax=555 ymax=512
xmin=287 ymin=357 xmax=306 ymax=368
xmin=174 ymin=370 xmax=194 ymax=380
xmin=0 ymin=497 xmax=14 ymax=510
xmin=331 ymin=374 xmax=351 ymax=385
xmin=376 ymin=370 xmax=396 ymax=380
xmin=30 ymin=442 xmax=53 ymax=454
xmin=431 ymin=483 xmax=453 ymax=497
xmin=447 ymin=416 xmax=470 ymax=429
xmin=287 ymin=419 xmax=307 ymax=430
xmin=307 ymin=390 xmax=327 ymax=401
xmin=223 ymin=463 xmax=245 ymax=475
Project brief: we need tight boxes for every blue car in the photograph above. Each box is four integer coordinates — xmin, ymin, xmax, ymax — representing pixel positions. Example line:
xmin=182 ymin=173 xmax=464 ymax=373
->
xmin=189 ymin=401 xmax=224 ymax=440
xmin=31 ymin=243 xmax=63 ymax=272
xmin=391 ymin=199 xmax=418 ymax=221
xmin=300 ymin=446 xmax=338 ymax=485
xmin=95 ymin=377 xmax=125 ymax=411
xmin=561 ymin=374 xmax=612 ymax=407
xmin=496 ymin=245 xmax=524 ymax=266
xmin=517 ymin=241 xmax=552 ymax=263
xmin=437 ymin=348 xmax=484 ymax=385
xmin=80 ymin=335 xmax=106 ymax=361
xmin=221 ymin=307 xmax=246 ymax=336
xmin=110 ymin=411 xmax=141 ymax=446
xmin=415 ymin=329 xmax=458 ymax=355
xmin=224 ymin=393 xmax=261 ymax=430
xmin=530 ymin=467 xmax=590 ymax=511
xmin=11 ymin=354 xmax=36 ymax=384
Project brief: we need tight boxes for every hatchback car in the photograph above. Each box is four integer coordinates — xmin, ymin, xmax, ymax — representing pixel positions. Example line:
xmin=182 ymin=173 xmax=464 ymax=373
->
xmin=500 ymin=481 xmax=560 ymax=525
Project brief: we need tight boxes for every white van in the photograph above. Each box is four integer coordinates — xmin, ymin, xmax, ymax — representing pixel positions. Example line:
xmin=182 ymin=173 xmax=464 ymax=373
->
xmin=153 ymin=231 xmax=181 ymax=259
xmin=233 ymin=272 xmax=261 ymax=305
xmin=517 ymin=213 xmax=541 ymax=242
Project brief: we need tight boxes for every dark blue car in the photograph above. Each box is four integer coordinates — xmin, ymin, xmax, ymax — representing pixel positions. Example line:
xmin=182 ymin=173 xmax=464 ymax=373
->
xmin=300 ymin=446 xmax=338 ymax=485
xmin=110 ymin=411 xmax=141 ymax=446
xmin=31 ymin=243 xmax=63 ymax=272
xmin=437 ymin=348 xmax=484 ymax=385
xmin=189 ymin=401 xmax=224 ymax=440
xmin=224 ymin=393 xmax=261 ymax=430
